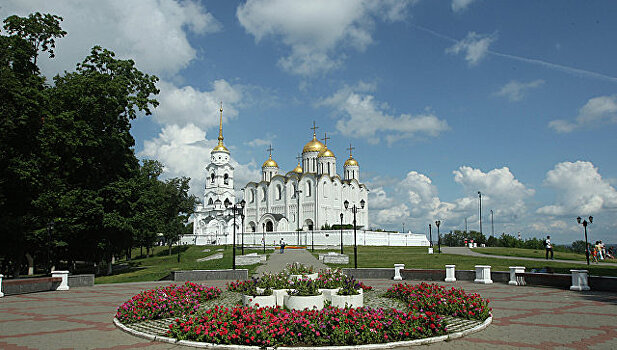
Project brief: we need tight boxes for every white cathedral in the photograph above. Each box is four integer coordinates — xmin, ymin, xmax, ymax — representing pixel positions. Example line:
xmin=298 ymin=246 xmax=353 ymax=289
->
xmin=184 ymin=106 xmax=369 ymax=246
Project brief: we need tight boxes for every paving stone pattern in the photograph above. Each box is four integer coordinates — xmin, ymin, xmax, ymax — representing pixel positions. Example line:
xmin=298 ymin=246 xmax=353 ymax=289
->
xmin=1 ymin=249 xmax=616 ymax=349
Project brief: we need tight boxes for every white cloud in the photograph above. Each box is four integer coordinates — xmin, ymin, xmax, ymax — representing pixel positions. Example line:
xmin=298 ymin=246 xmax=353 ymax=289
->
xmin=549 ymin=95 xmax=617 ymax=133
xmin=246 ymin=137 xmax=276 ymax=148
xmin=139 ymin=124 xmax=261 ymax=197
xmin=1 ymin=0 xmax=220 ymax=78
xmin=451 ymin=0 xmax=476 ymax=12
xmin=537 ymin=161 xmax=617 ymax=216
xmin=494 ymin=79 xmax=545 ymax=102
xmin=153 ymin=80 xmax=243 ymax=128
xmin=446 ymin=31 xmax=497 ymax=66
xmin=371 ymin=204 xmax=410 ymax=228
xmin=236 ymin=0 xmax=416 ymax=76
xmin=453 ymin=166 xmax=535 ymax=221
xmin=319 ymin=84 xmax=449 ymax=144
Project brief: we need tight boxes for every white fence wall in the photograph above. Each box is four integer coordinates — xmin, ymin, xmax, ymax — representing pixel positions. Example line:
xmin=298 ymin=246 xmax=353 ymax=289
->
xmin=181 ymin=230 xmax=430 ymax=247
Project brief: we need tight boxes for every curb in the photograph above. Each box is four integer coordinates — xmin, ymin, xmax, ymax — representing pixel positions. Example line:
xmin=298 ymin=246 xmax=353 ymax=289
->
xmin=114 ymin=314 xmax=492 ymax=349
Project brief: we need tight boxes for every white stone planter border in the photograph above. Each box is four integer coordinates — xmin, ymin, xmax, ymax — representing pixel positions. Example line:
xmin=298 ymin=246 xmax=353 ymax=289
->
xmin=428 ymin=247 xmax=434 ymax=254
xmin=474 ymin=265 xmax=493 ymax=284
xmin=319 ymin=288 xmax=340 ymax=302
xmin=570 ymin=270 xmax=590 ymax=291
xmin=272 ymin=289 xmax=288 ymax=307
xmin=242 ymin=294 xmax=276 ymax=308
xmin=114 ymin=314 xmax=493 ymax=349
xmin=331 ymin=291 xmax=363 ymax=308
xmin=508 ymin=267 xmax=525 ymax=286
xmin=445 ymin=265 xmax=456 ymax=282
xmin=289 ymin=272 xmax=318 ymax=280
xmin=284 ymin=293 xmax=324 ymax=311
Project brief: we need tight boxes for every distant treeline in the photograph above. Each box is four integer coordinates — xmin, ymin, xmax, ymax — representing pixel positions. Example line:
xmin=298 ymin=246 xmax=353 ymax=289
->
xmin=441 ymin=230 xmax=587 ymax=254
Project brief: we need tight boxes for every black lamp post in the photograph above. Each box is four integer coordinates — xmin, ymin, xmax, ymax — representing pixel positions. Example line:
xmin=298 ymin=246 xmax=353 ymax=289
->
xmin=478 ymin=191 xmax=483 ymax=236
xmin=577 ymin=216 xmax=593 ymax=265
xmin=340 ymin=213 xmax=344 ymax=254
xmin=241 ymin=212 xmax=245 ymax=255
xmin=226 ymin=199 xmax=246 ymax=270
xmin=428 ymin=223 xmax=432 ymax=247
xmin=344 ymin=199 xmax=365 ymax=269
xmin=435 ymin=220 xmax=441 ymax=253
xmin=262 ymin=223 xmax=265 ymax=254
xmin=490 ymin=210 xmax=494 ymax=237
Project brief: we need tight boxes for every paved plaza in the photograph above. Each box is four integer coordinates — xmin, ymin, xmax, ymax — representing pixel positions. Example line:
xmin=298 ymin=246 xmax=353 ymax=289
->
xmin=1 ymin=249 xmax=616 ymax=349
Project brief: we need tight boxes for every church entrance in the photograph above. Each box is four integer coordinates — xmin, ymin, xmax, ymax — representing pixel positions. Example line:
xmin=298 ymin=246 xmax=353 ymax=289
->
xmin=305 ymin=219 xmax=314 ymax=231
xmin=249 ymin=221 xmax=256 ymax=232
xmin=266 ymin=221 xmax=273 ymax=232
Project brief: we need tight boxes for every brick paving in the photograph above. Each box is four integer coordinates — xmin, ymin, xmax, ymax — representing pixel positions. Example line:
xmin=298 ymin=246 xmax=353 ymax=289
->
xmin=1 ymin=249 xmax=616 ymax=349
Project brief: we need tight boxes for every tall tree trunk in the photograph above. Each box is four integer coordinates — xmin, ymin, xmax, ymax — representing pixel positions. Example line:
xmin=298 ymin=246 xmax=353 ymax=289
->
xmin=25 ymin=253 xmax=34 ymax=275
xmin=168 ymin=243 xmax=172 ymax=256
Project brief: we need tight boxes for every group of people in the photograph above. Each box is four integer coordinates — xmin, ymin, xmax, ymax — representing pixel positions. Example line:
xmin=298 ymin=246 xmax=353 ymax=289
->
xmin=590 ymin=241 xmax=614 ymax=263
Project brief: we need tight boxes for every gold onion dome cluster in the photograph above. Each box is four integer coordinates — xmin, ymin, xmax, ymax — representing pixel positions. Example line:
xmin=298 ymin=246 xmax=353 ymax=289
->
xmin=302 ymin=134 xmax=326 ymax=153
xmin=262 ymin=155 xmax=278 ymax=168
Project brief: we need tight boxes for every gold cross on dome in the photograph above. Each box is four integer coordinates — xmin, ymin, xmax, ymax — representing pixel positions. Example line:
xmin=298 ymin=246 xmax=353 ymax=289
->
xmin=311 ymin=121 xmax=319 ymax=136
xmin=322 ymin=132 xmax=330 ymax=145
xmin=347 ymin=144 xmax=355 ymax=157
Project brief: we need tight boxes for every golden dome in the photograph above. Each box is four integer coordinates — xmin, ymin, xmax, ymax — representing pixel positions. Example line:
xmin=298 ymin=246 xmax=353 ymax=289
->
xmin=212 ymin=142 xmax=229 ymax=153
xmin=303 ymin=134 xmax=326 ymax=153
xmin=262 ymin=155 xmax=278 ymax=168
xmin=344 ymin=157 xmax=358 ymax=166
xmin=292 ymin=163 xmax=303 ymax=174
xmin=317 ymin=147 xmax=335 ymax=158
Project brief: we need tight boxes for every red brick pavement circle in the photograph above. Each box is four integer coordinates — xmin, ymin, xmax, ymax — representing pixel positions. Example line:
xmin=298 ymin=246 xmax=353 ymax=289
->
xmin=0 ymin=279 xmax=616 ymax=349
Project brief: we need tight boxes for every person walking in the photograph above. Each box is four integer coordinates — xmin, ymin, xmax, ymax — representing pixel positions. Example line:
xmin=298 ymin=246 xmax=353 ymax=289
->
xmin=280 ymin=238 xmax=285 ymax=254
xmin=544 ymin=235 xmax=554 ymax=260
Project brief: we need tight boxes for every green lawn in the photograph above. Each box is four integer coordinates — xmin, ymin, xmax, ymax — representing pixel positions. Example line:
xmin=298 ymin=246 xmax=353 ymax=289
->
xmin=471 ymin=247 xmax=589 ymax=261
xmin=95 ymin=245 xmax=269 ymax=284
xmin=314 ymin=246 xmax=617 ymax=277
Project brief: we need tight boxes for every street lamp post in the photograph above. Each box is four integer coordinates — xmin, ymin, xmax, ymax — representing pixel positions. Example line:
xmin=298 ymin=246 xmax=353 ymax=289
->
xmin=428 ymin=224 xmax=432 ymax=246
xmin=478 ymin=191 xmax=483 ymax=236
xmin=262 ymin=223 xmax=265 ymax=254
xmin=241 ymin=212 xmax=245 ymax=255
xmin=47 ymin=220 xmax=54 ymax=273
xmin=576 ymin=216 xmax=593 ymax=265
xmin=435 ymin=220 xmax=441 ymax=253
xmin=226 ymin=199 xmax=246 ymax=270
xmin=344 ymin=199 xmax=365 ymax=269
xmin=340 ymin=213 xmax=344 ymax=254
xmin=490 ymin=210 xmax=494 ymax=237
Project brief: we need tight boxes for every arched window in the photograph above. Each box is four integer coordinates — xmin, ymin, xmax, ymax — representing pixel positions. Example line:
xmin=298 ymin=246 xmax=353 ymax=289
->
xmin=323 ymin=181 xmax=328 ymax=198
xmin=249 ymin=189 xmax=255 ymax=203
xmin=306 ymin=181 xmax=312 ymax=197
xmin=208 ymin=198 xmax=213 ymax=205
xmin=224 ymin=198 xmax=231 ymax=207
xmin=276 ymin=184 xmax=282 ymax=200
xmin=210 ymin=173 xmax=215 ymax=183
xmin=224 ymin=173 xmax=229 ymax=185
xmin=262 ymin=187 xmax=267 ymax=202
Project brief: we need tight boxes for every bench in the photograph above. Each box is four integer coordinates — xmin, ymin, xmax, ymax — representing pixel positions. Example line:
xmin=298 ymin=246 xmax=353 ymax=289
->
xmin=2 ymin=277 xmax=62 ymax=296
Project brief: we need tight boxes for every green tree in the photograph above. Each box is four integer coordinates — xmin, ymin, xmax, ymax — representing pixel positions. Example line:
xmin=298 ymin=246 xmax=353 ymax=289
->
xmin=0 ymin=13 xmax=65 ymax=275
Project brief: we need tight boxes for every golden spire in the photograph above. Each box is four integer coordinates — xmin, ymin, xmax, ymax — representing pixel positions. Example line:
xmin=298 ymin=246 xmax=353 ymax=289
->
xmin=211 ymin=101 xmax=229 ymax=153
xmin=262 ymin=144 xmax=278 ymax=168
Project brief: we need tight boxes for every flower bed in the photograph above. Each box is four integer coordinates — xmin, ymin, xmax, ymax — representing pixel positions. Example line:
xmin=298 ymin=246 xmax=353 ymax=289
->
xmin=115 ymin=282 xmax=221 ymax=323
xmin=166 ymin=305 xmax=446 ymax=347
xmin=384 ymin=282 xmax=491 ymax=321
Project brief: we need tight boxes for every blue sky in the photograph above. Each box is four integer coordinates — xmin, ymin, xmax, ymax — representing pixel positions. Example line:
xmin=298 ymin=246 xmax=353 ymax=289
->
xmin=3 ymin=0 xmax=617 ymax=244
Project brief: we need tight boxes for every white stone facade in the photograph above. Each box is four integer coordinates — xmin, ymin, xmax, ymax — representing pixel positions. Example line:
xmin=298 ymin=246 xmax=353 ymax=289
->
xmin=242 ymin=131 xmax=368 ymax=235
